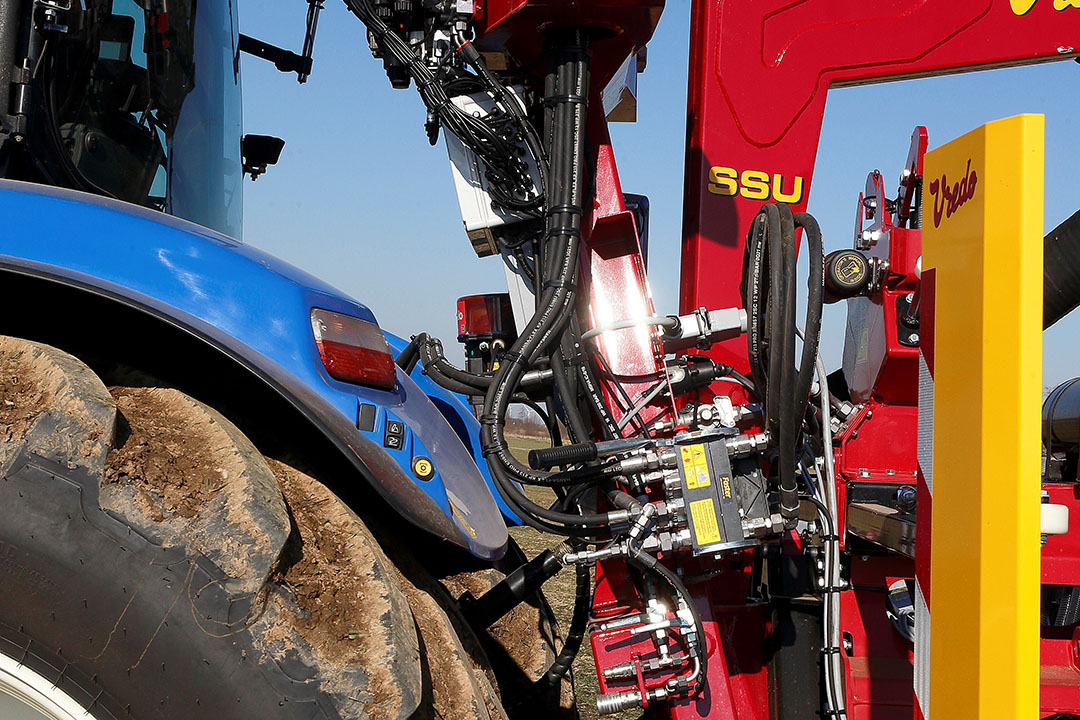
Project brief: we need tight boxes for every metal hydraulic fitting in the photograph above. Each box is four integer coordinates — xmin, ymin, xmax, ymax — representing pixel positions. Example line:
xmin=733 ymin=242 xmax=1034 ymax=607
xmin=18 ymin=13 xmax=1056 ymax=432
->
xmin=602 ymin=655 xmax=682 ymax=681
xmin=743 ymin=512 xmax=786 ymax=538
xmin=596 ymin=690 xmax=643 ymax=715
xmin=613 ymin=447 xmax=675 ymax=476
xmin=597 ymin=613 xmax=648 ymax=632
xmin=597 ymin=687 xmax=670 ymax=716
xmin=519 ymin=367 xmax=554 ymax=390
xmin=725 ymin=432 xmax=769 ymax=458
xmin=627 ymin=503 xmax=658 ymax=547
xmin=629 ymin=617 xmax=678 ymax=635
xmin=605 ymin=508 xmax=634 ymax=532
xmin=662 ymin=468 xmax=684 ymax=494
xmin=641 ymin=528 xmax=690 ymax=554
xmin=601 ymin=661 xmax=638 ymax=681
xmin=562 ymin=541 xmax=628 ymax=565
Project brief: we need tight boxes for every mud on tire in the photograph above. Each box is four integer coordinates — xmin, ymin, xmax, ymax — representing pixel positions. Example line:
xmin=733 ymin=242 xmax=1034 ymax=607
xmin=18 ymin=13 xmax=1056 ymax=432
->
xmin=0 ymin=336 xmax=564 ymax=719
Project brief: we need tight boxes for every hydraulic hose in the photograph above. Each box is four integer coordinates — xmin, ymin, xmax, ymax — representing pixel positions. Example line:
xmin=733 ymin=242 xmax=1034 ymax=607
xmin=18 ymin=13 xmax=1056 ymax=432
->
xmin=416 ymin=334 xmax=492 ymax=390
xmin=480 ymin=30 xmax=617 ymax=533
xmin=792 ymin=212 xmax=824 ymax=422
xmin=742 ymin=203 xmax=825 ymax=524
xmin=777 ymin=204 xmax=800 ymax=521
xmin=550 ymin=334 xmax=591 ymax=443
xmin=626 ymin=546 xmax=708 ymax=697
xmin=510 ymin=557 xmax=592 ymax=707
xmin=395 ymin=336 xmax=420 ymax=373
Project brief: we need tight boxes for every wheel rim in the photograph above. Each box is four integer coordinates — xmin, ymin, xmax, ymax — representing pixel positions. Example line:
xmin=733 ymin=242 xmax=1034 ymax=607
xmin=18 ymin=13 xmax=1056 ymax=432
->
xmin=0 ymin=651 xmax=93 ymax=720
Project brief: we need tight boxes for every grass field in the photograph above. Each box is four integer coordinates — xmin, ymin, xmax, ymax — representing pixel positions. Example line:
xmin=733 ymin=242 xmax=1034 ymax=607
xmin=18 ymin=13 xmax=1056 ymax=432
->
xmin=504 ymin=435 xmax=639 ymax=720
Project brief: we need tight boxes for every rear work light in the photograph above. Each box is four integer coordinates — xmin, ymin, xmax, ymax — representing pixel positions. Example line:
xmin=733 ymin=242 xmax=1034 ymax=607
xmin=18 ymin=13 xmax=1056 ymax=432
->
xmin=457 ymin=293 xmax=517 ymax=342
xmin=311 ymin=308 xmax=397 ymax=390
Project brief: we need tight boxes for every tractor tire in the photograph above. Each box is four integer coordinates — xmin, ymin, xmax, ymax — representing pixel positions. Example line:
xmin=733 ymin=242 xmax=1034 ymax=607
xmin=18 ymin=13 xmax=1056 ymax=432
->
xmin=0 ymin=335 xmax=547 ymax=720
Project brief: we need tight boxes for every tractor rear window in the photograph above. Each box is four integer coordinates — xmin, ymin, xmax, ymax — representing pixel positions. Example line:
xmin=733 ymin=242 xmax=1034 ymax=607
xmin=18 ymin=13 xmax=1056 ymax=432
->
xmin=47 ymin=0 xmax=243 ymax=238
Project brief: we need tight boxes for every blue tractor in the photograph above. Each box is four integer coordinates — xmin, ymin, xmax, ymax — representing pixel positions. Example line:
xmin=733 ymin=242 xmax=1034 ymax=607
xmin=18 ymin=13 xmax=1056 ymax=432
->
xmin=0 ymin=1 xmax=570 ymax=718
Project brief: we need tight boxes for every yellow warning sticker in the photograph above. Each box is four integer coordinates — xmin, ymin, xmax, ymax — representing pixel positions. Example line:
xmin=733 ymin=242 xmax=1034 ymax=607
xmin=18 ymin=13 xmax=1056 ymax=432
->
xmin=681 ymin=444 xmax=711 ymax=489
xmin=689 ymin=498 xmax=723 ymax=545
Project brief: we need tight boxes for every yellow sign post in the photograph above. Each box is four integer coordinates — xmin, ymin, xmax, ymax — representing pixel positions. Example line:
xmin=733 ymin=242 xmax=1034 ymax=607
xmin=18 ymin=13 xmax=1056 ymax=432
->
xmin=918 ymin=114 xmax=1043 ymax=718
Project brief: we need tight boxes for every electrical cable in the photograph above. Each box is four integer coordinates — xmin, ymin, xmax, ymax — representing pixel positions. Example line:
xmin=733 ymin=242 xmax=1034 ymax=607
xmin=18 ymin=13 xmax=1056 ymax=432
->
xmin=581 ymin=315 xmax=678 ymax=342
xmin=345 ymin=0 xmax=544 ymax=212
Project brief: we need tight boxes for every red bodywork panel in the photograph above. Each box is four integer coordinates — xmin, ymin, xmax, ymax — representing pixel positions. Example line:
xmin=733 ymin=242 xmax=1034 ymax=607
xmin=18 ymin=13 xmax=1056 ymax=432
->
xmin=682 ymin=0 xmax=1079 ymax=371
xmin=579 ymin=106 xmax=677 ymax=433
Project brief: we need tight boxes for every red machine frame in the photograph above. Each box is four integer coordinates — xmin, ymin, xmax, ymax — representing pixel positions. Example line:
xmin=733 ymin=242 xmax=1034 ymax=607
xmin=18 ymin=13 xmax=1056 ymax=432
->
xmin=471 ymin=2 xmax=1080 ymax=717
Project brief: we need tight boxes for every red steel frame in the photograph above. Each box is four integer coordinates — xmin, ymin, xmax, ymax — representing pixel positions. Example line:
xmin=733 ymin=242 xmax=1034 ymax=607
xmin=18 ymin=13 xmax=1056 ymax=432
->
xmin=472 ymin=1 xmax=1080 ymax=717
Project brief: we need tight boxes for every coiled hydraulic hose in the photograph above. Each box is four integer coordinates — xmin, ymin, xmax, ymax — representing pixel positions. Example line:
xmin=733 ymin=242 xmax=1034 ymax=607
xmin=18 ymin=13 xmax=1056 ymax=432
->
xmin=741 ymin=203 xmax=824 ymax=524
xmin=510 ymin=556 xmax=592 ymax=707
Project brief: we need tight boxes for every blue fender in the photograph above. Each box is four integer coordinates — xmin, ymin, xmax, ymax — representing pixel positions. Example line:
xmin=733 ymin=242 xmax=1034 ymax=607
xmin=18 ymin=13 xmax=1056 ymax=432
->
xmin=0 ymin=180 xmax=510 ymax=559
xmin=383 ymin=332 xmax=523 ymax=526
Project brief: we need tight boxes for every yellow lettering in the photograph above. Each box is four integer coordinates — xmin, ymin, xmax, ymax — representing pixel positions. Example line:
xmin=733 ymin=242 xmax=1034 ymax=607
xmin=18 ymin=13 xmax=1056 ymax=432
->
xmin=772 ymin=174 xmax=804 ymax=203
xmin=739 ymin=170 xmax=770 ymax=200
xmin=708 ymin=166 xmax=738 ymax=196
xmin=1012 ymin=0 xmax=1078 ymax=13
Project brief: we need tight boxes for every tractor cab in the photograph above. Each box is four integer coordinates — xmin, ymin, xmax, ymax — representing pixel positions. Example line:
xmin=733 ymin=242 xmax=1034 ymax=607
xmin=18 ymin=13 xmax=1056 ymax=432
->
xmin=0 ymin=0 xmax=244 ymax=238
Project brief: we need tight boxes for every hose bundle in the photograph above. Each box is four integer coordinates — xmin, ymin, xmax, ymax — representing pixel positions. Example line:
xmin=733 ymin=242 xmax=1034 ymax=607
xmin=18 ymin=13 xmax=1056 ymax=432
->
xmin=344 ymin=0 xmax=545 ymax=212
xmin=741 ymin=203 xmax=824 ymax=522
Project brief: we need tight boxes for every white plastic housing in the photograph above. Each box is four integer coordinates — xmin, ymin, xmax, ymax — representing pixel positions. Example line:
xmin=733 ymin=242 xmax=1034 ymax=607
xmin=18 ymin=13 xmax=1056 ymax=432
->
xmin=444 ymin=86 xmax=542 ymax=254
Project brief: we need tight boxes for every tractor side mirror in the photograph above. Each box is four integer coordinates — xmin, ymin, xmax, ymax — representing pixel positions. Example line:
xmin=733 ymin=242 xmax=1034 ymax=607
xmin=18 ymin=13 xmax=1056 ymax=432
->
xmin=241 ymin=134 xmax=285 ymax=181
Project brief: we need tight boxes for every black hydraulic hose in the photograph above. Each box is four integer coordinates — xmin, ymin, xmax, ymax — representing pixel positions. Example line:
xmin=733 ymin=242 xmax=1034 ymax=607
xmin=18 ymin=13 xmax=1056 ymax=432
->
xmin=777 ymin=204 xmax=800 ymax=521
xmin=743 ymin=213 xmax=768 ymax=391
xmin=395 ymin=335 xmax=420 ymax=372
xmin=414 ymin=340 xmax=543 ymax=406
xmin=551 ymin=338 xmax=590 ymax=443
xmin=778 ymin=211 xmax=824 ymax=523
xmin=481 ymin=30 xmax=615 ymax=532
xmin=417 ymin=334 xmax=492 ymax=390
xmin=539 ymin=561 xmax=591 ymax=683
xmin=793 ymin=212 xmax=824 ymax=418
xmin=765 ymin=204 xmax=785 ymax=439
xmin=626 ymin=546 xmax=708 ymax=697
xmin=509 ymin=556 xmax=591 ymax=707
xmin=742 ymin=204 xmax=824 ymax=524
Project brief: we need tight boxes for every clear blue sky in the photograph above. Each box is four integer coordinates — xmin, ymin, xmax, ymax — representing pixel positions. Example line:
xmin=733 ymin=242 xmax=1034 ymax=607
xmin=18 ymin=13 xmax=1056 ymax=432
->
xmin=239 ymin=0 xmax=1080 ymax=389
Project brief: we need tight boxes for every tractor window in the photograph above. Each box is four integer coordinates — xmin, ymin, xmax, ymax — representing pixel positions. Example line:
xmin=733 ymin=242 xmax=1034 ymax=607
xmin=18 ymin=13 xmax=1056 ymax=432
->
xmin=47 ymin=0 xmax=243 ymax=238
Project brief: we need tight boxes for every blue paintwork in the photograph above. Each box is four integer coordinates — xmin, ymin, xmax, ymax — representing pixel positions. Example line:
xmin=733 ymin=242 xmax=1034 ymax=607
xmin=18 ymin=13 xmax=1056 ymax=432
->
xmin=0 ymin=180 xmax=511 ymax=557
xmin=383 ymin=332 xmax=523 ymax=526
